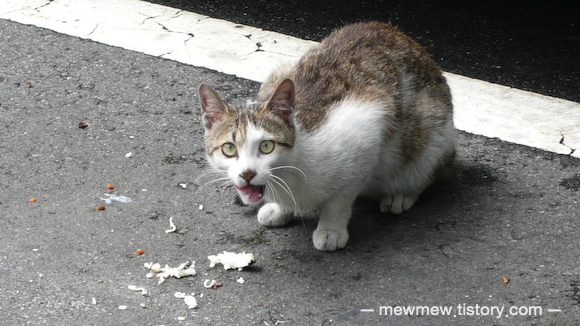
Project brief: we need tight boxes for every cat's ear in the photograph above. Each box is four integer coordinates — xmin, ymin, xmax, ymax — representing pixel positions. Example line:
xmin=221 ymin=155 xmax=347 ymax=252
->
xmin=265 ymin=79 xmax=295 ymax=126
xmin=199 ymin=83 xmax=229 ymax=131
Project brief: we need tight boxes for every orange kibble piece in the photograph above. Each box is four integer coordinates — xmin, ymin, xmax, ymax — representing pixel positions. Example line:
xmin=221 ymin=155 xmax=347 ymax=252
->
xmin=29 ymin=198 xmax=37 ymax=202
xmin=107 ymin=184 xmax=115 ymax=190
xmin=96 ymin=205 xmax=106 ymax=211
xmin=136 ymin=249 xmax=145 ymax=255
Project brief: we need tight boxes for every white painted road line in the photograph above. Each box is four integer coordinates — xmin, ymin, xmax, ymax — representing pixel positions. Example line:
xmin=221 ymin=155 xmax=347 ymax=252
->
xmin=1 ymin=0 xmax=578 ymax=157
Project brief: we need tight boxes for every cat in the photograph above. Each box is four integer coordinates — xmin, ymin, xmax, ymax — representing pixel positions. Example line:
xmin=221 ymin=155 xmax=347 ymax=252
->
xmin=198 ymin=21 xmax=456 ymax=251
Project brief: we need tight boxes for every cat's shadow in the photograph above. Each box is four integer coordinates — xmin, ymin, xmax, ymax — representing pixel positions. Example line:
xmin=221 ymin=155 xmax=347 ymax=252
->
xmin=346 ymin=160 xmax=502 ymax=251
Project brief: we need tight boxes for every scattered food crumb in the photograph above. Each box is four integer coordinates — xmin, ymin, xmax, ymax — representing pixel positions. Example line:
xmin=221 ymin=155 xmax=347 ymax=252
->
xmin=100 ymin=193 xmax=132 ymax=204
xmin=165 ymin=217 xmax=177 ymax=234
xmin=107 ymin=183 xmax=115 ymax=190
xmin=174 ymin=292 xmax=197 ymax=309
xmin=237 ymin=277 xmax=245 ymax=284
xmin=208 ymin=251 xmax=255 ymax=270
xmin=174 ymin=292 xmax=187 ymax=298
xmin=118 ymin=305 xmax=128 ymax=310
xmin=502 ymin=275 xmax=510 ymax=284
xmin=177 ymin=316 xmax=186 ymax=321
xmin=29 ymin=198 xmax=37 ymax=202
xmin=92 ymin=297 xmax=97 ymax=305
xmin=198 ymin=204 xmax=204 ymax=210
xmin=128 ymin=285 xmax=148 ymax=296
xmin=78 ymin=122 xmax=89 ymax=129
xmin=140 ymin=303 xmax=147 ymax=309
xmin=96 ymin=205 xmax=106 ymax=211
xmin=137 ymin=248 xmax=145 ymax=255
xmin=144 ymin=262 xmax=162 ymax=273
xmin=178 ymin=183 xmax=187 ymax=189
xmin=125 ymin=152 xmax=133 ymax=158
xmin=203 ymin=279 xmax=217 ymax=289
xmin=145 ymin=261 xmax=196 ymax=284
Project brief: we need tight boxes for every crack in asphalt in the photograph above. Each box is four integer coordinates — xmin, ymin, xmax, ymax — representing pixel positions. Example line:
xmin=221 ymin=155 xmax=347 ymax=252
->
xmin=34 ymin=0 xmax=54 ymax=12
xmin=559 ymin=134 xmax=576 ymax=155
xmin=86 ymin=22 xmax=101 ymax=37
xmin=151 ymin=20 xmax=195 ymax=47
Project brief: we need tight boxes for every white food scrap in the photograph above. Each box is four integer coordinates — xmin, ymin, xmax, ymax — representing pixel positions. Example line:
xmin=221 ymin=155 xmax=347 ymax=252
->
xmin=208 ymin=251 xmax=255 ymax=270
xmin=165 ymin=217 xmax=177 ymax=233
xmin=203 ymin=279 xmax=217 ymax=288
xmin=237 ymin=277 xmax=245 ymax=284
xmin=128 ymin=285 xmax=148 ymax=296
xmin=144 ymin=262 xmax=162 ymax=273
xmin=144 ymin=261 xmax=196 ymax=284
xmin=183 ymin=296 xmax=197 ymax=309
xmin=100 ymin=193 xmax=133 ymax=204
xmin=174 ymin=292 xmax=197 ymax=309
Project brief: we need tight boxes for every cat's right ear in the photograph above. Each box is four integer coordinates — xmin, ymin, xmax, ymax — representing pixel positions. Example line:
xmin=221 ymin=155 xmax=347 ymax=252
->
xmin=199 ymin=83 xmax=228 ymax=131
xmin=265 ymin=79 xmax=295 ymax=126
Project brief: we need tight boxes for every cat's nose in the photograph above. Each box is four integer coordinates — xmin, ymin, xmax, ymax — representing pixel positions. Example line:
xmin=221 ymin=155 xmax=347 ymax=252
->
xmin=240 ymin=170 xmax=257 ymax=183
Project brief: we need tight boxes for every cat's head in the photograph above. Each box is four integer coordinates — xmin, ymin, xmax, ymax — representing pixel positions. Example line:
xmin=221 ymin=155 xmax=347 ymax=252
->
xmin=198 ymin=79 xmax=296 ymax=206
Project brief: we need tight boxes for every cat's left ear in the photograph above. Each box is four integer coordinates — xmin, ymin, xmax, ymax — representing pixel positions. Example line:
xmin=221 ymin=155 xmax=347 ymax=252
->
xmin=265 ymin=79 xmax=295 ymax=126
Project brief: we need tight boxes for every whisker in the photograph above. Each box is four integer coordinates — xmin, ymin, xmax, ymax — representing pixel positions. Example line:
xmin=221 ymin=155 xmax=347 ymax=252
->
xmin=195 ymin=169 xmax=226 ymax=182
xmin=271 ymin=176 xmax=305 ymax=226
xmin=270 ymin=165 xmax=308 ymax=182
xmin=265 ymin=180 xmax=282 ymax=204
xmin=271 ymin=175 xmax=302 ymax=217
xmin=197 ymin=177 xmax=232 ymax=191
xmin=215 ymin=179 xmax=234 ymax=190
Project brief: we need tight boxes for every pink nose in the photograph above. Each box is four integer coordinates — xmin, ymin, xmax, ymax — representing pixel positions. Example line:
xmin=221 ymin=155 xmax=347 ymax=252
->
xmin=240 ymin=170 xmax=257 ymax=183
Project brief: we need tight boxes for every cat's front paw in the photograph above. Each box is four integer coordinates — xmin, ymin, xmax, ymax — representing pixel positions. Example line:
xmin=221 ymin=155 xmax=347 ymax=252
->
xmin=313 ymin=228 xmax=349 ymax=251
xmin=257 ymin=203 xmax=292 ymax=227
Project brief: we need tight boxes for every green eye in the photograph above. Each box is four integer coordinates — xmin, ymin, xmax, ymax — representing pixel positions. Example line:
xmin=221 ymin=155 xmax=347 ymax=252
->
xmin=259 ymin=140 xmax=275 ymax=154
xmin=221 ymin=143 xmax=237 ymax=157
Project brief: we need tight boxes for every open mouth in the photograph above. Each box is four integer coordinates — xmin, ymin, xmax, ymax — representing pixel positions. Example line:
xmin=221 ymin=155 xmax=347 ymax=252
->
xmin=234 ymin=183 xmax=265 ymax=203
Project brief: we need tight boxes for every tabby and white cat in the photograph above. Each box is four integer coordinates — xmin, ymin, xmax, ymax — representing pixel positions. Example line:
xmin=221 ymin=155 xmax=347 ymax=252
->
xmin=198 ymin=22 xmax=456 ymax=251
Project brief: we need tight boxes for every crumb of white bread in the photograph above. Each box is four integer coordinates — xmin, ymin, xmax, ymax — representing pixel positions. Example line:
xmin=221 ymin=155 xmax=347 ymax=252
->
xmin=208 ymin=251 xmax=255 ymax=270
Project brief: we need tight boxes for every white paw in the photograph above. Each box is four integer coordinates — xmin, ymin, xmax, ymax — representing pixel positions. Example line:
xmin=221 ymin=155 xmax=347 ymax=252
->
xmin=257 ymin=203 xmax=292 ymax=227
xmin=380 ymin=195 xmax=418 ymax=214
xmin=312 ymin=228 xmax=349 ymax=251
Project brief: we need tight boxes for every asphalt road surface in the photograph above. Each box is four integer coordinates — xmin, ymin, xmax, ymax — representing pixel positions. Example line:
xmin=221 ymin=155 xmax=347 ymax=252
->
xmin=0 ymin=2 xmax=579 ymax=326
